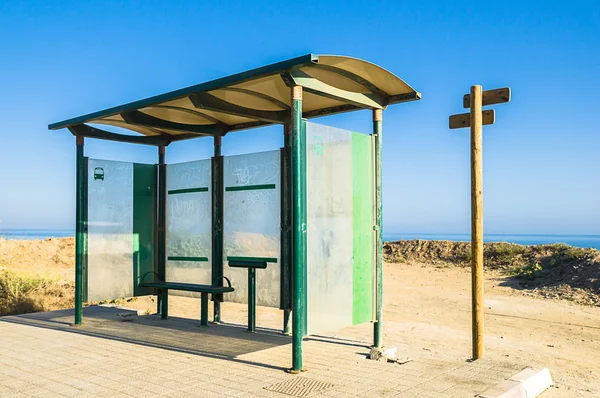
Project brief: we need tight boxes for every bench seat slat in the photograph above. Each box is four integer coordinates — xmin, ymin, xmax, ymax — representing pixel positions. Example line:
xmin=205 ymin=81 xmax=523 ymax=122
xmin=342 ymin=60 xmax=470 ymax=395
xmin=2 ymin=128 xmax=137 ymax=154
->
xmin=139 ymin=281 xmax=234 ymax=294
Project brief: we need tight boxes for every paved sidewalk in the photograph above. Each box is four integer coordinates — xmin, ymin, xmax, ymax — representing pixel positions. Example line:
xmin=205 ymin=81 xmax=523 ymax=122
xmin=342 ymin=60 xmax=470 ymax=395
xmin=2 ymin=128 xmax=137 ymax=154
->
xmin=0 ymin=305 xmax=530 ymax=397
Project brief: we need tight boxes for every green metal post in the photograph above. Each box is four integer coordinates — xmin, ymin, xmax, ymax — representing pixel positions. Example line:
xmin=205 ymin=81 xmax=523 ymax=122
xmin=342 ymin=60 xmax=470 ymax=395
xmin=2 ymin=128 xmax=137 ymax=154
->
xmin=74 ymin=135 xmax=85 ymax=326
xmin=82 ymin=157 xmax=89 ymax=303
xmin=248 ymin=268 xmax=256 ymax=332
xmin=158 ymin=146 xmax=168 ymax=319
xmin=373 ymin=109 xmax=383 ymax=347
xmin=282 ymin=124 xmax=292 ymax=335
xmin=201 ymin=293 xmax=209 ymax=326
xmin=291 ymin=86 xmax=305 ymax=372
xmin=212 ymin=135 xmax=224 ymax=323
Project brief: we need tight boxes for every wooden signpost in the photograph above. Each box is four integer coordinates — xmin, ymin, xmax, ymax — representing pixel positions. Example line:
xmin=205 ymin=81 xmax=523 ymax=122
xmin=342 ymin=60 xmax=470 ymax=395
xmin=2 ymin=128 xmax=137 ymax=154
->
xmin=450 ymin=86 xmax=511 ymax=360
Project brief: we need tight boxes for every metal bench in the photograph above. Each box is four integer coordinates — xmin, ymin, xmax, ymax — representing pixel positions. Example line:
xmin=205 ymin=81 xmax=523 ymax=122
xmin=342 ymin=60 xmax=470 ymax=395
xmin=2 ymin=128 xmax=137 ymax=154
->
xmin=139 ymin=278 xmax=234 ymax=325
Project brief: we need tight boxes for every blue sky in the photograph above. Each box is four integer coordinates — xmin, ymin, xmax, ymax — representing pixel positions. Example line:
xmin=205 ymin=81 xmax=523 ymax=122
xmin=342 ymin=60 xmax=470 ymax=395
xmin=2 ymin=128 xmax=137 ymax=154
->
xmin=0 ymin=1 xmax=599 ymax=234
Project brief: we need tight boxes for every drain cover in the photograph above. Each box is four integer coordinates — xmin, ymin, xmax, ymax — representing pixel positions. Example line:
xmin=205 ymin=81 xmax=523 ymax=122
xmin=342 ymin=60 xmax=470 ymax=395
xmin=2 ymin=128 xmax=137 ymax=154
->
xmin=264 ymin=377 xmax=335 ymax=397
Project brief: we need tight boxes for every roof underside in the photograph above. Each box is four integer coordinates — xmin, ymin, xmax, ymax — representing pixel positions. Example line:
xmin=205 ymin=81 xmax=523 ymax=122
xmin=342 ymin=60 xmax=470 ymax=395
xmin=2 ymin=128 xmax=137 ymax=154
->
xmin=49 ymin=54 xmax=420 ymax=146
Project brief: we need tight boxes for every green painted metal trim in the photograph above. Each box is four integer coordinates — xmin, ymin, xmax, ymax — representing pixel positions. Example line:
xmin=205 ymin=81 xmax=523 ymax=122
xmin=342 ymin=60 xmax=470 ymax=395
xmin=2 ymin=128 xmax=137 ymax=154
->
xmin=373 ymin=118 xmax=383 ymax=348
xmin=139 ymin=281 xmax=234 ymax=294
xmin=133 ymin=163 xmax=157 ymax=297
xmin=226 ymin=256 xmax=277 ymax=263
xmin=82 ymin=157 xmax=89 ymax=303
xmin=248 ymin=268 xmax=256 ymax=332
xmin=301 ymin=119 xmax=308 ymax=338
xmin=291 ymin=97 xmax=306 ymax=372
xmin=351 ymin=132 xmax=374 ymax=325
xmin=50 ymin=54 xmax=318 ymax=130
xmin=122 ymin=110 xmax=225 ymax=135
xmin=168 ymin=256 xmax=209 ymax=262
xmin=229 ymin=260 xmax=268 ymax=269
xmin=201 ymin=293 xmax=209 ymax=326
xmin=211 ymin=154 xmax=224 ymax=321
xmin=225 ymin=184 xmax=276 ymax=192
xmin=157 ymin=152 xmax=168 ymax=319
xmin=280 ymin=144 xmax=292 ymax=311
xmin=190 ymin=93 xmax=289 ymax=124
xmin=168 ymin=187 xmax=209 ymax=195
xmin=68 ymin=124 xmax=173 ymax=146
xmin=74 ymin=140 xmax=84 ymax=325
xmin=153 ymin=164 xmax=160 ymax=312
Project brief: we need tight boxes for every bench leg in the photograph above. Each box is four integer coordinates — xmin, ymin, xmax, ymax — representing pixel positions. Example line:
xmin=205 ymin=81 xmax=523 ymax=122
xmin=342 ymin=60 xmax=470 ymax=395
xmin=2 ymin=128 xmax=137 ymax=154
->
xmin=201 ymin=293 xmax=209 ymax=326
xmin=161 ymin=290 xmax=168 ymax=320
xmin=248 ymin=268 xmax=256 ymax=332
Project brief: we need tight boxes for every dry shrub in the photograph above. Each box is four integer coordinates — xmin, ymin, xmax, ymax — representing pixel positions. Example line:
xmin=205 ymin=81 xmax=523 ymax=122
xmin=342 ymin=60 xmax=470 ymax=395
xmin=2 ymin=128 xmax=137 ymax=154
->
xmin=0 ymin=270 xmax=73 ymax=316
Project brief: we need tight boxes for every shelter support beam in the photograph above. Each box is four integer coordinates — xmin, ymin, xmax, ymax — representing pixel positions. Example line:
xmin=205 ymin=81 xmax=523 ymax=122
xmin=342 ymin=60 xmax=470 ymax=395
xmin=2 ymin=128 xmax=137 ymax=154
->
xmin=470 ymin=86 xmax=484 ymax=359
xmin=157 ymin=146 xmax=168 ymax=319
xmin=291 ymin=86 xmax=306 ymax=373
xmin=220 ymin=87 xmax=291 ymax=110
xmin=189 ymin=93 xmax=289 ymax=124
xmin=74 ymin=136 xmax=85 ymax=326
xmin=281 ymin=69 xmax=387 ymax=109
xmin=121 ymin=110 xmax=224 ymax=136
xmin=69 ymin=124 xmax=172 ymax=146
xmin=373 ymin=109 xmax=383 ymax=348
xmin=281 ymin=124 xmax=292 ymax=335
xmin=212 ymin=135 xmax=224 ymax=323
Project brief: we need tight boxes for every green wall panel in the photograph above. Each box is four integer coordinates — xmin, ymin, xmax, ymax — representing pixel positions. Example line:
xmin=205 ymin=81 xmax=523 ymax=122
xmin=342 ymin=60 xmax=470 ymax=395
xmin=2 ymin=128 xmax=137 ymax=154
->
xmin=133 ymin=163 xmax=156 ymax=296
xmin=352 ymin=132 xmax=375 ymax=325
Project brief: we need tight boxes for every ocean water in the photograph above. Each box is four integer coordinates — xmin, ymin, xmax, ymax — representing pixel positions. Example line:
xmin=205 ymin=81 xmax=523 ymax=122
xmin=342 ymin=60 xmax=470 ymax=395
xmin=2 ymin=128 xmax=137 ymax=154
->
xmin=0 ymin=229 xmax=75 ymax=240
xmin=383 ymin=233 xmax=600 ymax=250
xmin=2 ymin=229 xmax=600 ymax=250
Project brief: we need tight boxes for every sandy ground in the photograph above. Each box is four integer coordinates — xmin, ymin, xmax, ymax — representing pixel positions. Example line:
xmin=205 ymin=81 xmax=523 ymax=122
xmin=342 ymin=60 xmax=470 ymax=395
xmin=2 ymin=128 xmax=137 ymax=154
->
xmin=0 ymin=238 xmax=74 ymax=278
xmin=384 ymin=262 xmax=600 ymax=396
xmin=119 ymin=262 xmax=600 ymax=396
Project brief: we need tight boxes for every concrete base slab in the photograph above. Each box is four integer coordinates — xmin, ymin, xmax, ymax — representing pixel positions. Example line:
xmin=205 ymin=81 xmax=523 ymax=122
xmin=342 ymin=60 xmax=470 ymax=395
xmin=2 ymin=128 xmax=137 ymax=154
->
xmin=0 ymin=305 xmax=532 ymax=398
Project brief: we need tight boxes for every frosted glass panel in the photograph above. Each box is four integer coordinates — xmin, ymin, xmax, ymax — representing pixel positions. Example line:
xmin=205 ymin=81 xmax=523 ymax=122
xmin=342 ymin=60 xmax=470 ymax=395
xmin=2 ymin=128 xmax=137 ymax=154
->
xmin=306 ymin=122 xmax=354 ymax=334
xmin=166 ymin=160 xmax=212 ymax=292
xmin=223 ymin=150 xmax=281 ymax=307
xmin=87 ymin=159 xmax=134 ymax=302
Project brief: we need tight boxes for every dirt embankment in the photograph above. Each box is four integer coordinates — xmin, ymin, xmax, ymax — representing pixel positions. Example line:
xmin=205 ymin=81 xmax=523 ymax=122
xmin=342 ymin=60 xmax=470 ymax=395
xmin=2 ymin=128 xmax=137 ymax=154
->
xmin=2 ymin=237 xmax=600 ymax=316
xmin=0 ymin=238 xmax=75 ymax=316
xmin=384 ymin=239 xmax=600 ymax=306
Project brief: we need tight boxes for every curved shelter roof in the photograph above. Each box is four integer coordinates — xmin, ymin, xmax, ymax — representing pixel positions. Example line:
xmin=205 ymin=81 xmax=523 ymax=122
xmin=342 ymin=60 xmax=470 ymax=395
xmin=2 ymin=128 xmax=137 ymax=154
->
xmin=49 ymin=54 xmax=420 ymax=146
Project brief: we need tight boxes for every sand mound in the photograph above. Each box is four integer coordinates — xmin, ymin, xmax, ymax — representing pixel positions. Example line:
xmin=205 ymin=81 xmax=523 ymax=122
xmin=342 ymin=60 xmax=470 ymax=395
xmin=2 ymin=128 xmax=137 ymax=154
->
xmin=384 ymin=239 xmax=600 ymax=306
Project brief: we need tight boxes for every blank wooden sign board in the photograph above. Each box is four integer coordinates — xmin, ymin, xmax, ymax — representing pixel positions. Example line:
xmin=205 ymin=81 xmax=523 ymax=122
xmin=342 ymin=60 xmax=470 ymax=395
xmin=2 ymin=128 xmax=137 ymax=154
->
xmin=449 ymin=109 xmax=495 ymax=129
xmin=463 ymin=87 xmax=511 ymax=108
xmin=449 ymin=86 xmax=511 ymax=360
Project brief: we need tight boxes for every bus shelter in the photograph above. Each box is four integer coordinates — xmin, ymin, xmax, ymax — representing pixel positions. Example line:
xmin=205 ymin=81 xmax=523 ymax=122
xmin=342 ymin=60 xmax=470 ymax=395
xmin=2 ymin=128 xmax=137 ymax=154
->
xmin=49 ymin=54 xmax=420 ymax=372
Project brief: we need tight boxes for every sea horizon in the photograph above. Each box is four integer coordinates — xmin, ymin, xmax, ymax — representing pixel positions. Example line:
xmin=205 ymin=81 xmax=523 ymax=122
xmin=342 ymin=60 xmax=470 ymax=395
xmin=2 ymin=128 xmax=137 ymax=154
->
xmin=2 ymin=228 xmax=600 ymax=250
xmin=383 ymin=232 xmax=600 ymax=250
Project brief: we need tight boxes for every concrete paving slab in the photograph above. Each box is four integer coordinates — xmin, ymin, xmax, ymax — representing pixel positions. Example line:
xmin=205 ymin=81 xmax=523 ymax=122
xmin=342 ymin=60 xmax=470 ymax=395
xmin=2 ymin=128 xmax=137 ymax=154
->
xmin=0 ymin=305 xmax=532 ymax=397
